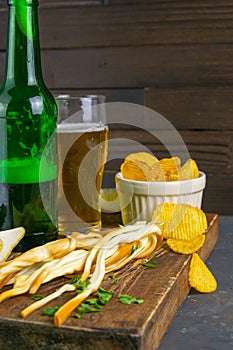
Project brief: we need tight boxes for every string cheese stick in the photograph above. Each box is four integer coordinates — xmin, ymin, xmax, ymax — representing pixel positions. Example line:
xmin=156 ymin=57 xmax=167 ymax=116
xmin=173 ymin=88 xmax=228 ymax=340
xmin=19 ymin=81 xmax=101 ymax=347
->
xmin=29 ymin=250 xmax=88 ymax=294
xmin=0 ymin=261 xmax=57 ymax=303
xmin=53 ymin=228 xmax=160 ymax=326
xmin=105 ymin=242 xmax=136 ymax=267
xmin=8 ymin=222 xmax=163 ymax=325
xmin=135 ymin=233 xmax=158 ymax=259
xmin=71 ymin=232 xmax=102 ymax=249
xmin=21 ymin=283 xmax=76 ymax=318
xmin=54 ymin=225 xmax=162 ymax=326
xmin=21 ymin=246 xmax=117 ymax=319
xmin=81 ymin=223 xmax=155 ymax=282
xmin=54 ymin=246 xmax=108 ymax=326
xmin=0 ymin=237 xmax=78 ymax=288
xmin=106 ymin=223 xmax=161 ymax=250
xmin=0 ymin=272 xmax=18 ymax=290
xmin=105 ymin=237 xmax=150 ymax=273
xmin=80 ymin=227 xmax=120 ymax=282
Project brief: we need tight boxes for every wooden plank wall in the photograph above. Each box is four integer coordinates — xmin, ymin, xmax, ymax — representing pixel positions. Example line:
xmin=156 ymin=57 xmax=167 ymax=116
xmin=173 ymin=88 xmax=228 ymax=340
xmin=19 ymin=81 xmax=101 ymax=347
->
xmin=0 ymin=0 xmax=233 ymax=214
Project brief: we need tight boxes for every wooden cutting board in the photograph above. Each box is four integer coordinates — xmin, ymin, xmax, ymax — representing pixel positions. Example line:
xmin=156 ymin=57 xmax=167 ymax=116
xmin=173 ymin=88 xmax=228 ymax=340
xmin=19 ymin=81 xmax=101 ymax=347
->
xmin=0 ymin=213 xmax=218 ymax=350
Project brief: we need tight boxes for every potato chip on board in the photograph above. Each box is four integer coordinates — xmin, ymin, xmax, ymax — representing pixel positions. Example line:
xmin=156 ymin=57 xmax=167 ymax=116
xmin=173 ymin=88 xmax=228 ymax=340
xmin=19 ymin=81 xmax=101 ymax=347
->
xmin=189 ymin=253 xmax=217 ymax=293
xmin=152 ymin=203 xmax=207 ymax=240
xmin=167 ymin=234 xmax=206 ymax=254
xmin=179 ymin=159 xmax=199 ymax=180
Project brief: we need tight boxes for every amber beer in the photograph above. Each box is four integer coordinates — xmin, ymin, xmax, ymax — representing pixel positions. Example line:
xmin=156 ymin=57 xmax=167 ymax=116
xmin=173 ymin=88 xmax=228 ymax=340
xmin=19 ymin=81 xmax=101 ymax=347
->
xmin=57 ymin=122 xmax=108 ymax=234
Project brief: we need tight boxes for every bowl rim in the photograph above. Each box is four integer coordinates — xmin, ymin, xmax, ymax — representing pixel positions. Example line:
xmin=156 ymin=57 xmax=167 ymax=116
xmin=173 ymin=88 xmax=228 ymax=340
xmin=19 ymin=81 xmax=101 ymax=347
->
xmin=116 ymin=171 xmax=205 ymax=184
xmin=115 ymin=171 xmax=206 ymax=195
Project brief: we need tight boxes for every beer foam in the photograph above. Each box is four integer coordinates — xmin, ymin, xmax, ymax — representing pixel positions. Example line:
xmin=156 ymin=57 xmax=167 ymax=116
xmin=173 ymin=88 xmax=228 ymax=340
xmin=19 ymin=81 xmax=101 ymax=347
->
xmin=57 ymin=122 xmax=107 ymax=133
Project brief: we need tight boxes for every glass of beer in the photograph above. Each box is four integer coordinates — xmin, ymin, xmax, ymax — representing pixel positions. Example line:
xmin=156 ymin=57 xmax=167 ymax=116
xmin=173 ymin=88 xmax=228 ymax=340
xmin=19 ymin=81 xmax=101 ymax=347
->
xmin=55 ymin=95 xmax=108 ymax=235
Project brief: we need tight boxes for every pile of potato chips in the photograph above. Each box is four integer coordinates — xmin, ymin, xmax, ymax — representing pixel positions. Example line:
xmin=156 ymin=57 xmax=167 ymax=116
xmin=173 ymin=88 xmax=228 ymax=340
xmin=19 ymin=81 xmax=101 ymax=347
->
xmin=119 ymin=152 xmax=217 ymax=294
xmin=152 ymin=203 xmax=217 ymax=293
xmin=120 ymin=152 xmax=199 ymax=182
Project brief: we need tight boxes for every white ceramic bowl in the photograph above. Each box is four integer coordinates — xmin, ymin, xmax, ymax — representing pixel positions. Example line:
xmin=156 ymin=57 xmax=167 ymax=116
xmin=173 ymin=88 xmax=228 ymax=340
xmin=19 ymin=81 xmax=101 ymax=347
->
xmin=115 ymin=171 xmax=206 ymax=225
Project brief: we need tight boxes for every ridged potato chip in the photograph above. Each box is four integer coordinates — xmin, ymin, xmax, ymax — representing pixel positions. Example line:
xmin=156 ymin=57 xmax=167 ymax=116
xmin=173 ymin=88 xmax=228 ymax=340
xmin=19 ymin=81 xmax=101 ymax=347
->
xmin=148 ymin=165 xmax=165 ymax=182
xmin=120 ymin=153 xmax=200 ymax=182
xmin=152 ymin=203 xmax=207 ymax=240
xmin=121 ymin=160 xmax=148 ymax=181
xmin=159 ymin=157 xmax=181 ymax=181
xmin=125 ymin=152 xmax=158 ymax=167
xmin=121 ymin=152 xmax=164 ymax=182
xmin=189 ymin=253 xmax=217 ymax=293
xmin=165 ymin=173 xmax=179 ymax=182
xmin=167 ymin=234 xmax=206 ymax=254
xmin=179 ymin=159 xmax=199 ymax=180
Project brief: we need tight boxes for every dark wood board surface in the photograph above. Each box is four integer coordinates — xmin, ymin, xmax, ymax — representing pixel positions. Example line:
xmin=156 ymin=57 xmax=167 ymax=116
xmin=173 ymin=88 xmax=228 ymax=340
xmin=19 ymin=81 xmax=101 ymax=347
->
xmin=0 ymin=213 xmax=218 ymax=350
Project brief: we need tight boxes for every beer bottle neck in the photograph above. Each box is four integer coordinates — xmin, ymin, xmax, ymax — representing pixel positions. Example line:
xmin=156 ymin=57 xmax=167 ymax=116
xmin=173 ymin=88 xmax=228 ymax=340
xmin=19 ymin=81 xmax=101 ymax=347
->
xmin=4 ymin=0 xmax=44 ymax=88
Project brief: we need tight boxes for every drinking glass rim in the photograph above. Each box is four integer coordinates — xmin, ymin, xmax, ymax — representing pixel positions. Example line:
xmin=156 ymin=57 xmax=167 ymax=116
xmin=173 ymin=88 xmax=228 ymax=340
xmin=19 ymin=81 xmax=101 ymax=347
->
xmin=54 ymin=94 xmax=106 ymax=102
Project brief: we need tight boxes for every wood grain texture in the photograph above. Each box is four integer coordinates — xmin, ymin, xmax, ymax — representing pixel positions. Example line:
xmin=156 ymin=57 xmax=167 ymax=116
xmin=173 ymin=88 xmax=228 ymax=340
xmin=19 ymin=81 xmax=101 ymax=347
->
xmin=0 ymin=0 xmax=102 ymax=10
xmin=1 ymin=45 xmax=232 ymax=88
xmin=202 ymin=175 xmax=233 ymax=214
xmin=1 ymin=1 xmax=233 ymax=48
xmin=144 ymin=87 xmax=233 ymax=131
xmin=106 ymin=128 xmax=233 ymax=174
xmin=0 ymin=0 xmax=232 ymax=214
xmin=0 ymin=214 xmax=218 ymax=350
xmin=35 ymin=44 xmax=233 ymax=89
xmin=103 ymin=128 xmax=233 ymax=214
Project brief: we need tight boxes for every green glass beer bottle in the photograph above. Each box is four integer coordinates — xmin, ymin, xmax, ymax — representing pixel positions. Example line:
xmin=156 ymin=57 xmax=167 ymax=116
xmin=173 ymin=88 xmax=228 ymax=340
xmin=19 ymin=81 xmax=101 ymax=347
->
xmin=0 ymin=0 xmax=58 ymax=251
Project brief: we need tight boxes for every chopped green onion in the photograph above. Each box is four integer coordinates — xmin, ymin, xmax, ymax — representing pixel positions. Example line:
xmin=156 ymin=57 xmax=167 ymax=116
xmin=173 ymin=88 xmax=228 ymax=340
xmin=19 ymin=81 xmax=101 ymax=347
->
xmin=142 ymin=259 xmax=156 ymax=268
xmin=130 ymin=245 xmax=139 ymax=255
xmin=119 ymin=294 xmax=144 ymax=305
xmin=98 ymin=287 xmax=113 ymax=305
xmin=74 ymin=300 xmax=101 ymax=318
xmin=33 ymin=294 xmax=44 ymax=301
xmin=70 ymin=274 xmax=90 ymax=293
xmin=42 ymin=305 xmax=61 ymax=316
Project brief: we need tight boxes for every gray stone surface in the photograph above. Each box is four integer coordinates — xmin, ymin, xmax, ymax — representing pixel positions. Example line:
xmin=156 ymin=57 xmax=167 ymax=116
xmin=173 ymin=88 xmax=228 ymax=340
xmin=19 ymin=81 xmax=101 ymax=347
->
xmin=159 ymin=216 xmax=233 ymax=350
